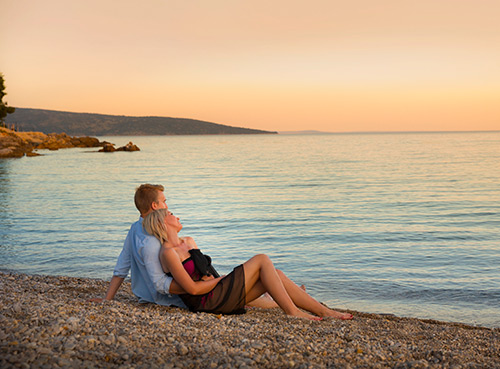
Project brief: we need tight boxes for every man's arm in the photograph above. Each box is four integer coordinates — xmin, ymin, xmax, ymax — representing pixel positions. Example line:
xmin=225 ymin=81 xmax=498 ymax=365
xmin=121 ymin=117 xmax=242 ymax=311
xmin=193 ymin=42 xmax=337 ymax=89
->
xmin=142 ymin=237 xmax=177 ymax=295
xmin=168 ymin=279 xmax=186 ymax=294
xmin=89 ymin=223 xmax=135 ymax=303
xmin=88 ymin=275 xmax=124 ymax=303
xmin=104 ymin=275 xmax=125 ymax=300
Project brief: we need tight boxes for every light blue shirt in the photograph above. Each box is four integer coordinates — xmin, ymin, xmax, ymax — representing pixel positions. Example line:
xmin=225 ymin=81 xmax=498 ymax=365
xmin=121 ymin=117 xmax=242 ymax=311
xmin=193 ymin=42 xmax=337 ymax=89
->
xmin=113 ymin=217 xmax=186 ymax=308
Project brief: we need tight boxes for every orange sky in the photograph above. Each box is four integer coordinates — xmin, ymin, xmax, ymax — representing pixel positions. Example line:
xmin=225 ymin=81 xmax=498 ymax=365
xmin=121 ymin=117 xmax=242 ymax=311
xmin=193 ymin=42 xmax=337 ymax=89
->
xmin=1 ymin=0 xmax=499 ymax=132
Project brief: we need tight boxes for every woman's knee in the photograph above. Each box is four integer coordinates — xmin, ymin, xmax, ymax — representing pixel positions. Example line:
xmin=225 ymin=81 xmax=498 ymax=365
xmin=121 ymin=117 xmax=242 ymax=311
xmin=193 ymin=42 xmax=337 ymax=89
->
xmin=251 ymin=253 xmax=272 ymax=265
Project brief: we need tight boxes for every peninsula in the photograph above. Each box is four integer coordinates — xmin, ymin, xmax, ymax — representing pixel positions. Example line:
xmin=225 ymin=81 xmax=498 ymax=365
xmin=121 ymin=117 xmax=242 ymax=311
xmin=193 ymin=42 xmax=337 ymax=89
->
xmin=5 ymin=108 xmax=277 ymax=136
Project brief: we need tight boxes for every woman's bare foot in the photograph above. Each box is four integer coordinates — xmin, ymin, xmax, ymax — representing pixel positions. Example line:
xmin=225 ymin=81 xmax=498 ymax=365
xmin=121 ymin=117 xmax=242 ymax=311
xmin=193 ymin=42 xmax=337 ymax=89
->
xmin=320 ymin=308 xmax=353 ymax=320
xmin=288 ymin=309 xmax=323 ymax=321
xmin=300 ymin=284 xmax=306 ymax=291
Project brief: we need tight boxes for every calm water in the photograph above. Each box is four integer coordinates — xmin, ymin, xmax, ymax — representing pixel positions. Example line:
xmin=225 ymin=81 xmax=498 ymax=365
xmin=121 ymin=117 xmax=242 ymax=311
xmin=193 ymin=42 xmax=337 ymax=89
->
xmin=1 ymin=132 xmax=499 ymax=327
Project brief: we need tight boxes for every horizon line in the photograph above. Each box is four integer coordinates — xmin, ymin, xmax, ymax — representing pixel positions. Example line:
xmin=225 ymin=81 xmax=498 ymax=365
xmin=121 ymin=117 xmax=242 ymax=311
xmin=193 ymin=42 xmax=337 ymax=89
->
xmin=279 ymin=129 xmax=500 ymax=134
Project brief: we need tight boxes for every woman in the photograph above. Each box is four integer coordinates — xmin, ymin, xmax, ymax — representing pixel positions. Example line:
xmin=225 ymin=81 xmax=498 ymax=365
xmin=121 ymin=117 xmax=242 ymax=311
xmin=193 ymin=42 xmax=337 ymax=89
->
xmin=143 ymin=208 xmax=353 ymax=321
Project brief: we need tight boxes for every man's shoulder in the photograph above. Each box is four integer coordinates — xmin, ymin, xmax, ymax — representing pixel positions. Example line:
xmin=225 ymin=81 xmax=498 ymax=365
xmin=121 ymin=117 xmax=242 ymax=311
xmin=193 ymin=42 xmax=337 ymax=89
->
xmin=126 ymin=219 xmax=142 ymax=235
xmin=129 ymin=219 xmax=160 ymax=247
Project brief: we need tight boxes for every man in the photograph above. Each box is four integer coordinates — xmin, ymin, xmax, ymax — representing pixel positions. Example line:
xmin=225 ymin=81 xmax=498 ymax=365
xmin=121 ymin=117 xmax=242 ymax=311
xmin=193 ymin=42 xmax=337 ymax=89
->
xmin=91 ymin=184 xmax=187 ymax=306
xmin=94 ymin=183 xmax=276 ymax=309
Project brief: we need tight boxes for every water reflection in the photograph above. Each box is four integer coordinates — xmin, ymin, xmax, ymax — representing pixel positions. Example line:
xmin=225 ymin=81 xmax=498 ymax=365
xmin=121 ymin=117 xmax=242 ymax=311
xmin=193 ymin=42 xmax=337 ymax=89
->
xmin=0 ymin=160 xmax=15 ymax=266
xmin=0 ymin=133 xmax=499 ymax=327
xmin=0 ymin=159 xmax=11 ymax=199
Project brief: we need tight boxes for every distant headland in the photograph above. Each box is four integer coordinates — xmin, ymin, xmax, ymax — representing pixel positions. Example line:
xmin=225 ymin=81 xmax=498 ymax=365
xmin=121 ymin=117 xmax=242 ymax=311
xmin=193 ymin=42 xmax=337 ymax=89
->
xmin=4 ymin=108 xmax=277 ymax=136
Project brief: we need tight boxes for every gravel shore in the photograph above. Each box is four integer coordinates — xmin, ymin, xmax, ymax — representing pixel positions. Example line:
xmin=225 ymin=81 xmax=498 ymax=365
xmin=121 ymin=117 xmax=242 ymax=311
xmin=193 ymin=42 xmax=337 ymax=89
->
xmin=1 ymin=271 xmax=498 ymax=368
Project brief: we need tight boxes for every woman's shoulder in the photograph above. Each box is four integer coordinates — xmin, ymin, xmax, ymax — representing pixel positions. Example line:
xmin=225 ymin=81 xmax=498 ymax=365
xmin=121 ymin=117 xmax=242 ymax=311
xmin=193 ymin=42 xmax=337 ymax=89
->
xmin=180 ymin=236 xmax=198 ymax=249
xmin=161 ymin=241 xmax=177 ymax=251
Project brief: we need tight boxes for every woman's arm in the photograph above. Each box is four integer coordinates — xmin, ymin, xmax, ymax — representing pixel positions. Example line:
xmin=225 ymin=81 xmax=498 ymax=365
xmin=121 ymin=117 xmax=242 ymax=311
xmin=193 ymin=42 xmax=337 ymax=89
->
xmin=161 ymin=247 xmax=221 ymax=295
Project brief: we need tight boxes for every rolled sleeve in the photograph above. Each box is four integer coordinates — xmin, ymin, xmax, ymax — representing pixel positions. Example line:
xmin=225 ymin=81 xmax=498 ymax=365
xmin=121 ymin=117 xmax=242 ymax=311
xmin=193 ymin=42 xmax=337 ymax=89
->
xmin=141 ymin=237 xmax=174 ymax=295
xmin=113 ymin=233 xmax=132 ymax=278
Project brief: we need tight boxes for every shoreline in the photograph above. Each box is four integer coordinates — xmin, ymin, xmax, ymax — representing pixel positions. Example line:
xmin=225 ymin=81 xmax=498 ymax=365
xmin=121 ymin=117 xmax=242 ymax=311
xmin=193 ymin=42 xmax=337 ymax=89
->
xmin=1 ymin=272 xmax=498 ymax=368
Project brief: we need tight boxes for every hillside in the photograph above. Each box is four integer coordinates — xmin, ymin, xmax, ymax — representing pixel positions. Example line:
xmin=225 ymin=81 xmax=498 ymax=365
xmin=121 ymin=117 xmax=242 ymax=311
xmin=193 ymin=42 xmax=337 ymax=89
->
xmin=5 ymin=108 xmax=277 ymax=136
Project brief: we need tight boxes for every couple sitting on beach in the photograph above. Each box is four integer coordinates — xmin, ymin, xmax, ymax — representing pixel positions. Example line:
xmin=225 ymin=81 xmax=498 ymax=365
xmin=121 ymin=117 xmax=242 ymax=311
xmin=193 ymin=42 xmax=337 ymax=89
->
xmin=95 ymin=184 xmax=352 ymax=321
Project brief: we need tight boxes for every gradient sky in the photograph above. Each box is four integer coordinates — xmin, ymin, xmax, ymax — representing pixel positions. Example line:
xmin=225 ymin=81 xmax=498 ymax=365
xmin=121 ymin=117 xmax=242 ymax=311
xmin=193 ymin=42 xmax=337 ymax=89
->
xmin=1 ymin=0 xmax=499 ymax=132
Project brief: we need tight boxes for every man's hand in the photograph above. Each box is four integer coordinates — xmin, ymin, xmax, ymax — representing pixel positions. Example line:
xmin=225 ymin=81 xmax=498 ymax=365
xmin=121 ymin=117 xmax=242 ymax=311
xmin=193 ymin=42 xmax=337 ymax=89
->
xmin=87 ymin=297 xmax=105 ymax=303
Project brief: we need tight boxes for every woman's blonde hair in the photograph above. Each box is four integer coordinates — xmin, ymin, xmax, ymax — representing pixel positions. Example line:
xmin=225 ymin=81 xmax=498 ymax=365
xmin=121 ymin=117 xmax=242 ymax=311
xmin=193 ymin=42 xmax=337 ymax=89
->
xmin=143 ymin=208 xmax=169 ymax=244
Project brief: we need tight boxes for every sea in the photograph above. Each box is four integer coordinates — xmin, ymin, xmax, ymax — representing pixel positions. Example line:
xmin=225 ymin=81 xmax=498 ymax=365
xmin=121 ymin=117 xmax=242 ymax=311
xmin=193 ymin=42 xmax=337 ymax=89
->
xmin=1 ymin=132 xmax=499 ymax=328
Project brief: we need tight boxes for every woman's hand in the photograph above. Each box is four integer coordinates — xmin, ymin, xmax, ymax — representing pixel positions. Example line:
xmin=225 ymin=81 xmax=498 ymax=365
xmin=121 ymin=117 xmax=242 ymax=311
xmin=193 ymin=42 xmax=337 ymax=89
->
xmin=161 ymin=247 xmax=222 ymax=295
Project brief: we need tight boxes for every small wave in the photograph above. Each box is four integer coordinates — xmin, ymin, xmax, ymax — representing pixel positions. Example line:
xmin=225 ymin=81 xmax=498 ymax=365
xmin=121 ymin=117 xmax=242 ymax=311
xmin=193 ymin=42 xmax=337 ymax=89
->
xmin=373 ymin=285 xmax=500 ymax=308
xmin=444 ymin=212 xmax=498 ymax=218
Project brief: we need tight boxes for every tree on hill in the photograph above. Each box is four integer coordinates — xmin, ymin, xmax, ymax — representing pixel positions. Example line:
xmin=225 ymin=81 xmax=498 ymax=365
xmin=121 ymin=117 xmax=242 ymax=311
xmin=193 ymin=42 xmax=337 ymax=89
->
xmin=0 ymin=73 xmax=16 ymax=128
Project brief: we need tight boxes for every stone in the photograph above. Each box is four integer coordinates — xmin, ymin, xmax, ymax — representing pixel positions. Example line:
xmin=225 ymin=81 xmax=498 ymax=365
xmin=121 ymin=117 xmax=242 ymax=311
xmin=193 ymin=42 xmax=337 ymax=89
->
xmin=177 ymin=344 xmax=189 ymax=355
xmin=116 ymin=141 xmax=140 ymax=152
xmin=99 ymin=143 xmax=116 ymax=152
xmin=99 ymin=141 xmax=140 ymax=152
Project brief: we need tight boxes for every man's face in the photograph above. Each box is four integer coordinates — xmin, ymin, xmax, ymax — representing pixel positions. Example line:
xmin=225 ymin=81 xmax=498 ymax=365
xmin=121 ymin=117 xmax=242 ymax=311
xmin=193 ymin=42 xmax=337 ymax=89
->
xmin=152 ymin=191 xmax=168 ymax=211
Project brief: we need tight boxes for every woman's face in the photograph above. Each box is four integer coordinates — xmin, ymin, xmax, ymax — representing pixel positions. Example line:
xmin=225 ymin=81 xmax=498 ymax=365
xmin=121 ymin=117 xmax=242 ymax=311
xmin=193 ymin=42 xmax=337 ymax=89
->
xmin=164 ymin=211 xmax=182 ymax=232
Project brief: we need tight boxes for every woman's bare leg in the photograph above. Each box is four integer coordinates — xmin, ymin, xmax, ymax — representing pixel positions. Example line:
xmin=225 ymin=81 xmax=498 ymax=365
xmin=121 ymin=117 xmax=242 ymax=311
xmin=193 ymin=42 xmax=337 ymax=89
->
xmin=276 ymin=269 xmax=353 ymax=320
xmin=246 ymin=286 xmax=304 ymax=309
xmin=244 ymin=280 xmax=269 ymax=305
xmin=245 ymin=292 xmax=278 ymax=309
xmin=243 ymin=254 xmax=321 ymax=321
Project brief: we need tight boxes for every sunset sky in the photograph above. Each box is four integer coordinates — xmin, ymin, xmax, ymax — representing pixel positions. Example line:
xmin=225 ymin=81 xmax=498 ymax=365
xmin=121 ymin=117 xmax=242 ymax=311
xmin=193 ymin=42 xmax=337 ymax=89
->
xmin=1 ymin=0 xmax=499 ymax=132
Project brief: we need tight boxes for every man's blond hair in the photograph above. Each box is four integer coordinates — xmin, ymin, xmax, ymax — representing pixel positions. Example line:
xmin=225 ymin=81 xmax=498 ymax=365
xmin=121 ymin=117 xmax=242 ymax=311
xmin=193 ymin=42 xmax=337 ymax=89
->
xmin=134 ymin=184 xmax=165 ymax=215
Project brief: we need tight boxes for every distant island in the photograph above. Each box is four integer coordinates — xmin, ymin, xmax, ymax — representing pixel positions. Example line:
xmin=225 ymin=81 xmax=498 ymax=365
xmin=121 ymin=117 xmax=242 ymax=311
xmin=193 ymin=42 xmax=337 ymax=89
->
xmin=5 ymin=108 xmax=277 ymax=136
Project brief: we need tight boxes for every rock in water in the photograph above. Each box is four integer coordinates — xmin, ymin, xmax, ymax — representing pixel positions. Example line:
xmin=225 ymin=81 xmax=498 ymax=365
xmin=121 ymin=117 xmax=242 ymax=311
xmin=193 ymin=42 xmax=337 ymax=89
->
xmin=99 ymin=141 xmax=140 ymax=152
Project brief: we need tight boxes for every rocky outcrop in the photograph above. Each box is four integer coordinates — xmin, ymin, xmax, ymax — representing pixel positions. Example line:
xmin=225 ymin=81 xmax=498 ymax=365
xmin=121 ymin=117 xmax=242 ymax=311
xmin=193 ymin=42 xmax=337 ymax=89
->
xmin=0 ymin=128 xmax=38 ymax=157
xmin=98 ymin=141 xmax=140 ymax=152
xmin=32 ymin=132 xmax=102 ymax=150
xmin=0 ymin=127 xmax=106 ymax=158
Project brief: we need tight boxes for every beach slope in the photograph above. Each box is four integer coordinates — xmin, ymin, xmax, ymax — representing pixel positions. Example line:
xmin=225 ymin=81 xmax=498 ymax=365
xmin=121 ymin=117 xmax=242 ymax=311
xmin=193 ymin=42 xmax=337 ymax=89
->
xmin=1 ymin=272 xmax=498 ymax=368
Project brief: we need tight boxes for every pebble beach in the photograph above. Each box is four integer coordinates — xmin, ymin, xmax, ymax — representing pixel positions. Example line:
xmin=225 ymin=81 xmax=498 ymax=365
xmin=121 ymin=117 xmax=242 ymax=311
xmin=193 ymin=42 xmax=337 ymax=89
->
xmin=1 ymin=272 xmax=498 ymax=369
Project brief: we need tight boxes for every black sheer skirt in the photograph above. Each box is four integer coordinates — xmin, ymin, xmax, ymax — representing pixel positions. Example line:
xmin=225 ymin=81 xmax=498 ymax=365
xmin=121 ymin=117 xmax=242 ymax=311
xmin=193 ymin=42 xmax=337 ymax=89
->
xmin=180 ymin=265 xmax=246 ymax=315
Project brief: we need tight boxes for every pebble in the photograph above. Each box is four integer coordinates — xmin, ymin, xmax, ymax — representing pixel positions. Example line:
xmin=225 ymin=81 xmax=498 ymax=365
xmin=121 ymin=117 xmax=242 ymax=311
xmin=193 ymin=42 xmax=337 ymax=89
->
xmin=177 ymin=344 xmax=189 ymax=355
xmin=0 ymin=271 xmax=499 ymax=369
